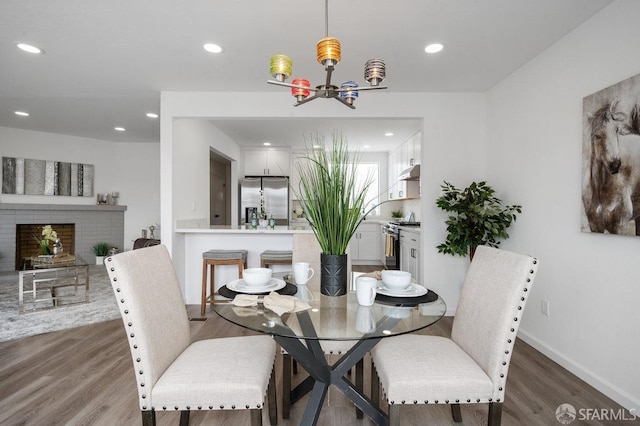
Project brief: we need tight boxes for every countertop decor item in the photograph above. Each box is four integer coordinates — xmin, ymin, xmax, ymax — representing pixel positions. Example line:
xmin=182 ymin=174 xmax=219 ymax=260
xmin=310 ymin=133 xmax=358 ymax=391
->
xmin=435 ymin=181 xmax=521 ymax=259
xmin=293 ymin=132 xmax=381 ymax=295
xmin=267 ymin=0 xmax=387 ymax=109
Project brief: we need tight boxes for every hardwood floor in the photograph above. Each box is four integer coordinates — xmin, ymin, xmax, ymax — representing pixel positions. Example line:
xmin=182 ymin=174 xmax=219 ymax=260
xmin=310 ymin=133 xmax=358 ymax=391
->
xmin=0 ymin=267 xmax=634 ymax=425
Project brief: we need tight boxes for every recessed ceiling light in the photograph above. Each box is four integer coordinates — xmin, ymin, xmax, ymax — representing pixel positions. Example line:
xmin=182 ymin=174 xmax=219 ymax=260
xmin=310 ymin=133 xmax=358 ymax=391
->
xmin=384 ymin=132 xmax=394 ymax=137
xmin=14 ymin=111 xmax=30 ymax=117
xmin=17 ymin=43 xmax=44 ymax=54
xmin=146 ymin=113 xmax=159 ymax=118
xmin=263 ymin=142 xmax=272 ymax=146
xmin=363 ymin=145 xmax=371 ymax=149
xmin=424 ymin=43 xmax=444 ymax=54
xmin=114 ymin=127 xmax=126 ymax=132
xmin=203 ymin=43 xmax=223 ymax=54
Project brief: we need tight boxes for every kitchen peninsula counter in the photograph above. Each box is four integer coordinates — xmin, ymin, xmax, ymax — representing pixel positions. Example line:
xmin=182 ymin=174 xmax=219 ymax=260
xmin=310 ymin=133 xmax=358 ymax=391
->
xmin=175 ymin=223 xmax=313 ymax=304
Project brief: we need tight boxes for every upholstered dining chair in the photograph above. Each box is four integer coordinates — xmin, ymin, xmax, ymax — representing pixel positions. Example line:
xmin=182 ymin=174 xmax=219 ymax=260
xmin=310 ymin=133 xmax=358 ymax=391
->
xmin=105 ymin=244 xmax=278 ymax=426
xmin=281 ymin=234 xmax=363 ymax=419
xmin=370 ymin=245 xmax=539 ymax=426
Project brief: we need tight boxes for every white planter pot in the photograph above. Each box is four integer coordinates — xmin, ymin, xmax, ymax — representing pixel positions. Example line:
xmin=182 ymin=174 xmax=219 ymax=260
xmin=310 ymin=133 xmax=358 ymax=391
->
xmin=95 ymin=256 xmax=105 ymax=265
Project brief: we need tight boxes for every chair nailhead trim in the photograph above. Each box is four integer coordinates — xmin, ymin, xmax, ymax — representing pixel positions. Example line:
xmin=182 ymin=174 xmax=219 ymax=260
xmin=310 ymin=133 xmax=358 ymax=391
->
xmin=136 ymin=358 xmax=141 ymax=362
xmin=143 ymin=406 xmax=147 ymax=410
xmin=445 ymin=400 xmax=449 ymax=403
xmin=186 ymin=406 xmax=190 ymax=409
xmin=477 ymin=399 xmax=481 ymax=403
xmin=198 ymin=406 xmax=202 ymax=410
xmin=116 ymin=288 xmax=121 ymax=292
xmin=142 ymin=395 xmax=146 ymax=399
xmin=209 ymin=406 xmax=213 ymax=409
xmin=163 ymin=406 xmax=167 ymax=410
xmin=413 ymin=400 xmax=418 ymax=404
xmin=434 ymin=400 xmax=439 ymax=403
xmin=232 ymin=405 xmax=236 ymax=409
xmin=257 ymin=404 xmax=261 ymax=408
xmin=139 ymin=370 xmax=143 ymax=374
xmin=128 ymin=322 xmax=132 ymax=326
xmin=390 ymin=401 xmax=394 ymax=405
xmin=456 ymin=399 xmax=459 ymax=403
xmin=141 ymin=383 xmax=144 ymax=387
xmin=124 ymin=310 xmax=129 ymax=314
xmin=499 ymin=387 xmax=503 ymax=391
xmin=497 ymin=398 xmax=501 ymax=402
xmin=174 ymin=406 xmax=179 ymax=410
xmin=220 ymin=405 xmax=224 ymax=409
xmin=246 ymin=405 xmax=250 ymax=409
xmin=401 ymin=400 xmax=405 ymax=404
xmin=466 ymin=399 xmax=471 ymax=403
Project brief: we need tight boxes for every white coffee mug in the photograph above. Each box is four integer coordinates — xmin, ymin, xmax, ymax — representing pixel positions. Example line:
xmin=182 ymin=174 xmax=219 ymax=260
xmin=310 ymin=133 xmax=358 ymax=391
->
xmin=355 ymin=305 xmax=376 ymax=333
xmin=293 ymin=262 xmax=315 ymax=284
xmin=356 ymin=276 xmax=377 ymax=306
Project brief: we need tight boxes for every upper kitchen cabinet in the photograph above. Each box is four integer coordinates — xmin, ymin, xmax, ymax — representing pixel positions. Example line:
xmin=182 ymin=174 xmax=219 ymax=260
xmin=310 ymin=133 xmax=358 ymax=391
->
xmin=244 ymin=149 xmax=291 ymax=176
xmin=387 ymin=132 xmax=421 ymax=200
xmin=290 ymin=151 xmax=309 ymax=199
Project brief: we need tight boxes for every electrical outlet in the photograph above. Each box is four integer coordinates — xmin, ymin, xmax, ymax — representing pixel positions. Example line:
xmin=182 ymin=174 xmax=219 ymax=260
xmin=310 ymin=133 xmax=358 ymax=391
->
xmin=541 ymin=299 xmax=550 ymax=317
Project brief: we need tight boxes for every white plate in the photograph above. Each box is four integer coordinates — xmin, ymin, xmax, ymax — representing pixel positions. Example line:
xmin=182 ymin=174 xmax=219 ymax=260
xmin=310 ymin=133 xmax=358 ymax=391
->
xmin=376 ymin=281 xmax=428 ymax=298
xmin=227 ymin=278 xmax=286 ymax=294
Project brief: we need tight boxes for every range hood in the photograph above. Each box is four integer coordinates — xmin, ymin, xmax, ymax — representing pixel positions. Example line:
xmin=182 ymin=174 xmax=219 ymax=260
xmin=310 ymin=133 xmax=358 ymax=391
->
xmin=399 ymin=164 xmax=420 ymax=181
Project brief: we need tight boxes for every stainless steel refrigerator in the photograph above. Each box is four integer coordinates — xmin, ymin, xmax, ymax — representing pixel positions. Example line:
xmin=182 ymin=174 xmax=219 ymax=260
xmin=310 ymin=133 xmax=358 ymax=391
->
xmin=239 ymin=177 xmax=289 ymax=225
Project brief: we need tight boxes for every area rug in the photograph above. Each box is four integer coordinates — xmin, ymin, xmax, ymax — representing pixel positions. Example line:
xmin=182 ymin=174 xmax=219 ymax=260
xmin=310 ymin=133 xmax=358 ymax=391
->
xmin=0 ymin=269 xmax=120 ymax=342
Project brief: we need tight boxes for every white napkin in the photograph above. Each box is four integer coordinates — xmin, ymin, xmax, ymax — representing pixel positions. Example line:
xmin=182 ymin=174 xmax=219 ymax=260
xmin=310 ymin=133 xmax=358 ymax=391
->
xmin=231 ymin=292 xmax=311 ymax=316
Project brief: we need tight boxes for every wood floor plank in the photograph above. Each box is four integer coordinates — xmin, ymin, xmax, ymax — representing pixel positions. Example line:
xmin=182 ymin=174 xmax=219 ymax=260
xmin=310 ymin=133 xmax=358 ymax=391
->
xmin=0 ymin=280 xmax=636 ymax=425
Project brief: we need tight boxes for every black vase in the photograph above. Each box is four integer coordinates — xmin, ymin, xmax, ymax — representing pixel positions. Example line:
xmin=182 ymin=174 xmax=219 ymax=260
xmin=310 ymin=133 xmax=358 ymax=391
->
xmin=320 ymin=253 xmax=348 ymax=296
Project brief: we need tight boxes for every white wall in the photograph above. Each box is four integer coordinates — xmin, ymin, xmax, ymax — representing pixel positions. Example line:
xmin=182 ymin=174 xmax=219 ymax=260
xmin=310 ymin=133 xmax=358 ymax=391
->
xmin=486 ymin=0 xmax=640 ymax=410
xmin=0 ymin=126 xmax=160 ymax=250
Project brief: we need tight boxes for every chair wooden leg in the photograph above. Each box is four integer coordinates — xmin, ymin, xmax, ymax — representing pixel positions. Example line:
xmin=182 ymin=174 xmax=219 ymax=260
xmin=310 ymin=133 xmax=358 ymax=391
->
xmin=451 ymin=403 xmax=462 ymax=422
xmin=389 ymin=404 xmax=401 ymax=426
xmin=355 ymin=358 xmax=363 ymax=419
xmin=250 ymin=408 xmax=262 ymax=426
xmin=488 ymin=402 xmax=503 ymax=426
xmin=370 ymin=360 xmax=380 ymax=409
xmin=201 ymin=261 xmax=208 ymax=315
xmin=141 ymin=410 xmax=155 ymax=426
xmin=268 ymin=367 xmax=278 ymax=425
xmin=179 ymin=410 xmax=190 ymax=426
xmin=282 ymin=353 xmax=292 ymax=419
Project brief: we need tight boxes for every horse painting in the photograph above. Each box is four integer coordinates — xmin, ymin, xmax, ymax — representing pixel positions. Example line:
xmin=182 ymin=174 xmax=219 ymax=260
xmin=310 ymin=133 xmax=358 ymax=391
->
xmin=583 ymin=101 xmax=640 ymax=235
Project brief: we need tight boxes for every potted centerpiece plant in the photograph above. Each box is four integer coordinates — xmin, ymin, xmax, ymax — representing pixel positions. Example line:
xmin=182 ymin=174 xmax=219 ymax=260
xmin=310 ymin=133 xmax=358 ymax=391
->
xmin=92 ymin=242 xmax=110 ymax=265
xmin=293 ymin=132 xmax=379 ymax=296
xmin=435 ymin=180 xmax=521 ymax=260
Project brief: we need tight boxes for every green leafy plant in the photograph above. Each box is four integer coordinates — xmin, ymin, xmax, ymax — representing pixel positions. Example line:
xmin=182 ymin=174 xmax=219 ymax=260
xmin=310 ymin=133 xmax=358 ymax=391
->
xmin=436 ymin=181 xmax=521 ymax=259
xmin=293 ymin=132 xmax=380 ymax=255
xmin=391 ymin=209 xmax=403 ymax=218
xmin=92 ymin=242 xmax=110 ymax=256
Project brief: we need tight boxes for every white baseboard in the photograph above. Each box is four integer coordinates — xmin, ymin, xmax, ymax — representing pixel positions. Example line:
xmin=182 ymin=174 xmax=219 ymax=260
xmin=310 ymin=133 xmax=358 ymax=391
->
xmin=518 ymin=329 xmax=639 ymax=412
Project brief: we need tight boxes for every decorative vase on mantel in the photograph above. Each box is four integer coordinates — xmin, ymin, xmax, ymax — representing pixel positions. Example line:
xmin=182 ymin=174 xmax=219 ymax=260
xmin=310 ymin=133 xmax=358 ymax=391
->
xmin=320 ymin=253 xmax=348 ymax=296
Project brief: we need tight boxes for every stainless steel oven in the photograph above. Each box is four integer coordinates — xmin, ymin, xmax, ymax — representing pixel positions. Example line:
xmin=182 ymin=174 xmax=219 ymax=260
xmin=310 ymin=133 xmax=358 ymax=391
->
xmin=382 ymin=222 xmax=400 ymax=270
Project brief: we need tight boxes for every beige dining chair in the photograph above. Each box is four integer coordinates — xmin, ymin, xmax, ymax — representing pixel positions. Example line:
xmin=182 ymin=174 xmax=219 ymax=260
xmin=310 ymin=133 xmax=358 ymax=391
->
xmin=105 ymin=244 xmax=278 ymax=426
xmin=370 ymin=245 xmax=539 ymax=426
xmin=281 ymin=234 xmax=362 ymax=419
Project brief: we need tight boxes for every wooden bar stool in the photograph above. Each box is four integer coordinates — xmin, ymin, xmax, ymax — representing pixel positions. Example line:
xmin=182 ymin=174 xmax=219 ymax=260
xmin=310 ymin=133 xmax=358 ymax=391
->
xmin=260 ymin=250 xmax=293 ymax=268
xmin=201 ymin=249 xmax=248 ymax=315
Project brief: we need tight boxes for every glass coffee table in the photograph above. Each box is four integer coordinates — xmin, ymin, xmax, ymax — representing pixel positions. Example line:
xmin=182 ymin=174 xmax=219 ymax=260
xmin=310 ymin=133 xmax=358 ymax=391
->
xmin=18 ymin=255 xmax=90 ymax=314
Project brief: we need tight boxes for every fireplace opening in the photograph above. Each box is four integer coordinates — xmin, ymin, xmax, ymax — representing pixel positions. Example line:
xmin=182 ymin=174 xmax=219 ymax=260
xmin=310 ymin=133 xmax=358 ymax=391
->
xmin=15 ymin=224 xmax=76 ymax=270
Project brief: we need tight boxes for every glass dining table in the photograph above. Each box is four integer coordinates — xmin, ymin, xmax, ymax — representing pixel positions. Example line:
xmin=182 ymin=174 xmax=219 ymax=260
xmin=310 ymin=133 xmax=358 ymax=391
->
xmin=212 ymin=272 xmax=447 ymax=426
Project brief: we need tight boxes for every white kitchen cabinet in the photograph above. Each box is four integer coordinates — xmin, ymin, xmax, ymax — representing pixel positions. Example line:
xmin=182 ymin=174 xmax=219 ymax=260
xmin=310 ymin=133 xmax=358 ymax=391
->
xmin=350 ymin=222 xmax=382 ymax=264
xmin=387 ymin=132 xmax=421 ymax=200
xmin=244 ymin=149 xmax=291 ymax=176
xmin=399 ymin=228 xmax=420 ymax=283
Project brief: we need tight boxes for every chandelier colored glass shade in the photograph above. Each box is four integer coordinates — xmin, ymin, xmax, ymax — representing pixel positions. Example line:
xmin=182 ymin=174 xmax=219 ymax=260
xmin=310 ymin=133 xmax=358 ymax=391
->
xmin=364 ymin=58 xmax=386 ymax=86
xmin=339 ymin=80 xmax=359 ymax=105
xmin=317 ymin=37 xmax=341 ymax=66
xmin=291 ymin=78 xmax=311 ymax=100
xmin=270 ymin=54 xmax=293 ymax=82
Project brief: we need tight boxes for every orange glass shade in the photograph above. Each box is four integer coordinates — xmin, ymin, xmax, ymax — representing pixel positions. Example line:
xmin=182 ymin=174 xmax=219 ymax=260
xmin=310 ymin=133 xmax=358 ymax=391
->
xmin=317 ymin=37 xmax=341 ymax=65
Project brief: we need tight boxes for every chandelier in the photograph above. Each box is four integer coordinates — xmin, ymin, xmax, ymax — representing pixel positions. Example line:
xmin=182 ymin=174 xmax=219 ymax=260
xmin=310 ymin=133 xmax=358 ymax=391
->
xmin=267 ymin=0 xmax=387 ymax=109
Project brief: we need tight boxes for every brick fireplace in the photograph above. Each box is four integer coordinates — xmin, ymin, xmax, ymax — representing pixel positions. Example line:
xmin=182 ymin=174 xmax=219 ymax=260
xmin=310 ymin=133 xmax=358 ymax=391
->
xmin=15 ymin=224 xmax=76 ymax=269
xmin=0 ymin=203 xmax=126 ymax=271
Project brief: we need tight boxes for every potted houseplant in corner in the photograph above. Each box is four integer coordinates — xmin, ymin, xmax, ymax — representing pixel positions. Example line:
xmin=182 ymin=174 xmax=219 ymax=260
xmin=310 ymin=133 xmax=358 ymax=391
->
xmin=435 ymin=181 xmax=521 ymax=260
xmin=293 ymin=132 xmax=379 ymax=296
xmin=92 ymin=242 xmax=110 ymax=265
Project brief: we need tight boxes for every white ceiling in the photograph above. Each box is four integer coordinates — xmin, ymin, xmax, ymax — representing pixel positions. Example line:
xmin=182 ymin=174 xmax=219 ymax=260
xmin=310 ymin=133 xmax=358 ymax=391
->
xmin=0 ymin=0 xmax=612 ymax=151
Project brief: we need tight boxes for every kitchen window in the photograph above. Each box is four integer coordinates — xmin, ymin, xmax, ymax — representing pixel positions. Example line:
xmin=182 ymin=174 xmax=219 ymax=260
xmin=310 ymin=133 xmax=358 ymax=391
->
xmin=352 ymin=162 xmax=380 ymax=216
